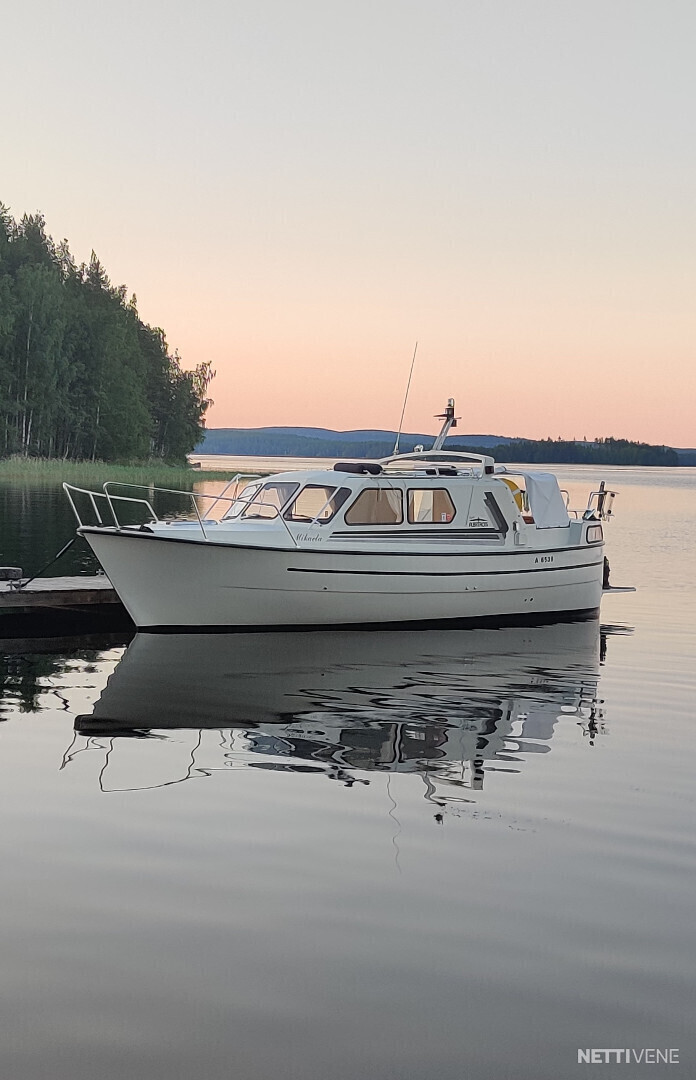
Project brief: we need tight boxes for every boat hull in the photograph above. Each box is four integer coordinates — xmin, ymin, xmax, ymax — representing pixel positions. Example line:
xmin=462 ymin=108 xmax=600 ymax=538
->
xmin=81 ymin=528 xmax=604 ymax=629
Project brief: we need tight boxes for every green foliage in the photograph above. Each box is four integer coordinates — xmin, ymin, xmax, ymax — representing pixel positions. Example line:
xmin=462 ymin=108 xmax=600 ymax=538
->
xmin=0 ymin=204 xmax=214 ymax=462
xmin=447 ymin=438 xmax=679 ymax=467
xmin=0 ymin=457 xmax=238 ymax=486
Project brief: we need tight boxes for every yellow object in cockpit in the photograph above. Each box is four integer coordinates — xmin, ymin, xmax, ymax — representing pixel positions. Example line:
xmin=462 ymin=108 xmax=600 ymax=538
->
xmin=499 ymin=476 xmax=525 ymax=511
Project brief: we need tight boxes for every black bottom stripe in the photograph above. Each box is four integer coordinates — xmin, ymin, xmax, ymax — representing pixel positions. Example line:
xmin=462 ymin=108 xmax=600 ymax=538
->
xmin=138 ymin=607 xmax=601 ymax=634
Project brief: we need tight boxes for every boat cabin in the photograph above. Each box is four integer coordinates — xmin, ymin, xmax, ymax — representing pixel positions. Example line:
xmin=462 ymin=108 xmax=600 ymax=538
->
xmin=217 ymin=451 xmax=583 ymax=550
xmin=64 ymin=398 xmax=614 ymax=558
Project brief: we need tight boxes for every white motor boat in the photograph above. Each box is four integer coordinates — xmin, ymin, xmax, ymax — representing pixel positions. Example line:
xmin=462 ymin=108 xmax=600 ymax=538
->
xmin=64 ymin=400 xmax=619 ymax=630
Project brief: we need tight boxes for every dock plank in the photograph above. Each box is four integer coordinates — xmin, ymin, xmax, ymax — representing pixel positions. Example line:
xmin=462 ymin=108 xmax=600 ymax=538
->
xmin=0 ymin=576 xmax=120 ymax=608
xmin=0 ymin=567 xmax=22 ymax=581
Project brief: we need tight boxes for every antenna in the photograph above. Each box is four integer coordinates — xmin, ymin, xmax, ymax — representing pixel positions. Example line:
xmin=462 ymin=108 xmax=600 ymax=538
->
xmin=393 ymin=341 xmax=418 ymax=455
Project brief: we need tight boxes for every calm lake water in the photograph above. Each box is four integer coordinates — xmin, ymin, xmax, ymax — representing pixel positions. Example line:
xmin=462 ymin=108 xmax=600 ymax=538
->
xmin=1 ymin=463 xmax=695 ymax=1079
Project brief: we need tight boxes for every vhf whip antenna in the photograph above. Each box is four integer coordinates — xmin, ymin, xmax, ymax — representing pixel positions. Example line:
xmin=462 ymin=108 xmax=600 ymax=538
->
xmin=393 ymin=341 xmax=418 ymax=455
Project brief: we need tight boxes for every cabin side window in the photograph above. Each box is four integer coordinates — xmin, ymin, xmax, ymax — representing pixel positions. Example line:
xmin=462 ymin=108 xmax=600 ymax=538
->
xmin=240 ymin=481 xmax=299 ymax=519
xmin=284 ymin=485 xmax=351 ymax=523
xmin=344 ymin=488 xmax=404 ymax=525
xmin=407 ymin=488 xmax=456 ymax=524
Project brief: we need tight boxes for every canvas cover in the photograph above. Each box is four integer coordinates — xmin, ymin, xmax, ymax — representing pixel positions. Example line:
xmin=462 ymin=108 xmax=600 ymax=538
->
xmin=523 ymin=472 xmax=570 ymax=529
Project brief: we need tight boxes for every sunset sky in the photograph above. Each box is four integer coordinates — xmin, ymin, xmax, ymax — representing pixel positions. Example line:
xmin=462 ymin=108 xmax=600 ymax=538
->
xmin=4 ymin=1 xmax=695 ymax=445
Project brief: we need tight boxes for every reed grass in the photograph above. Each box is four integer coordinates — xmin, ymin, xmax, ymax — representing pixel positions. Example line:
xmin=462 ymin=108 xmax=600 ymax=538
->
xmin=0 ymin=456 xmax=239 ymax=486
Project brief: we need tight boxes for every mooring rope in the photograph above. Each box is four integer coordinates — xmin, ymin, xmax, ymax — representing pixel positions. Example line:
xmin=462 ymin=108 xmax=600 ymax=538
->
xmin=14 ymin=536 xmax=77 ymax=590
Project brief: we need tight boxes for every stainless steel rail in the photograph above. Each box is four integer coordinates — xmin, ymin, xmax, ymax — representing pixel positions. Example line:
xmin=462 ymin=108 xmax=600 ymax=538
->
xmin=63 ymin=478 xmax=300 ymax=547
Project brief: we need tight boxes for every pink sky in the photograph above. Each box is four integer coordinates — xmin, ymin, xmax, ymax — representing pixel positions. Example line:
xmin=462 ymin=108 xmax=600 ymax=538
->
xmin=4 ymin=0 xmax=695 ymax=446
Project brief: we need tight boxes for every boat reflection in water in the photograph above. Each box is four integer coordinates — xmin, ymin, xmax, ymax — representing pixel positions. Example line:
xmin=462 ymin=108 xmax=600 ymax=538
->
xmin=70 ymin=620 xmax=614 ymax=800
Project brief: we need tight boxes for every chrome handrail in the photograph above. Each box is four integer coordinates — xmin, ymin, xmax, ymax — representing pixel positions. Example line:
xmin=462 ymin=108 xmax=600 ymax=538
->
xmin=103 ymin=480 xmax=238 ymax=504
xmin=102 ymin=481 xmax=244 ymax=540
xmin=584 ymin=486 xmax=617 ymax=521
xmin=103 ymin=491 xmax=157 ymax=527
xmin=64 ymin=483 xmax=156 ymax=529
xmin=64 ymin=481 xmax=300 ymax=547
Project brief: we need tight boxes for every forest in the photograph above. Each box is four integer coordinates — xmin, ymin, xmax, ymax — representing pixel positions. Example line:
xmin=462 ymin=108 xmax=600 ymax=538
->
xmin=449 ymin=437 xmax=679 ymax=467
xmin=0 ymin=205 xmax=213 ymax=462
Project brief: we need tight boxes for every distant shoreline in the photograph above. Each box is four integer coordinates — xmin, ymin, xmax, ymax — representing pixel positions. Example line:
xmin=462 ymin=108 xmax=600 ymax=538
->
xmin=195 ymin=427 xmax=691 ymax=467
xmin=192 ymin=454 xmax=696 ymax=473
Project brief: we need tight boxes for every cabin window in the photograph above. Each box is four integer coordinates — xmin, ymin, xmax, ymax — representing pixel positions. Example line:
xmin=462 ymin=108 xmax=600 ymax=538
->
xmin=284 ymin=485 xmax=351 ymax=523
xmin=344 ymin=488 xmax=403 ymax=525
xmin=240 ymin=481 xmax=299 ymax=519
xmin=407 ymin=488 xmax=456 ymax=524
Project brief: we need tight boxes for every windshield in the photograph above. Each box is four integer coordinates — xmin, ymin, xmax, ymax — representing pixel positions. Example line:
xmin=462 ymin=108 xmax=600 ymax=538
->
xmin=221 ymin=481 xmax=263 ymax=520
xmin=240 ymin=481 xmax=300 ymax=520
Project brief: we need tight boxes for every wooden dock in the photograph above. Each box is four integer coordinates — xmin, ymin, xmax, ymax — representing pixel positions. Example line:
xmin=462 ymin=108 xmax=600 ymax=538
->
xmin=0 ymin=576 xmax=121 ymax=609
xmin=0 ymin=576 xmax=132 ymax=637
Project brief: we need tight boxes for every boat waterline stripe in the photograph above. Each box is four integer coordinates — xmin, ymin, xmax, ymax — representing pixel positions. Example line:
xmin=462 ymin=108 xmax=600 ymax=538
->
xmin=286 ymin=560 xmax=604 ymax=578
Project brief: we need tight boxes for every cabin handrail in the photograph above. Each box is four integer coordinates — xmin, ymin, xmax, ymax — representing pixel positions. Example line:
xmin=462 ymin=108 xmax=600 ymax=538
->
xmin=378 ymin=449 xmax=494 ymax=475
xmin=380 ymin=449 xmax=492 ymax=465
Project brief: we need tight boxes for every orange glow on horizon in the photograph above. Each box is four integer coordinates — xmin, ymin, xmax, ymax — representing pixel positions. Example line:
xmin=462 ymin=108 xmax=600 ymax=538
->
xmin=4 ymin=3 xmax=695 ymax=450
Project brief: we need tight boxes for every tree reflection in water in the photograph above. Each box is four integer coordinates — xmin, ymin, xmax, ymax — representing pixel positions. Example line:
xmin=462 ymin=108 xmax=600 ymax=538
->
xmin=0 ymin=634 xmax=129 ymax=715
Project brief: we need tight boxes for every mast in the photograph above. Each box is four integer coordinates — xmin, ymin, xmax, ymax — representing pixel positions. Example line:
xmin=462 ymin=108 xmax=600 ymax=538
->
xmin=431 ymin=398 xmax=459 ymax=451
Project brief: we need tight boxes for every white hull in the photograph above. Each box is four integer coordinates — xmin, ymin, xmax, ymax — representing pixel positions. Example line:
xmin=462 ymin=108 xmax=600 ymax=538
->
xmin=82 ymin=528 xmax=604 ymax=629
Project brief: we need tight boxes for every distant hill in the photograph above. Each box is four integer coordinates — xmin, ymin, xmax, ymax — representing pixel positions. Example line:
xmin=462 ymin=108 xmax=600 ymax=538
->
xmin=257 ymin=426 xmax=513 ymax=447
xmin=196 ymin=426 xmax=684 ymax=467
xmin=197 ymin=426 xmax=514 ymax=456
